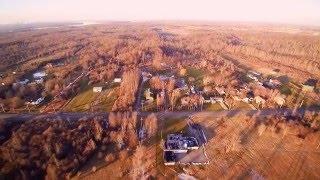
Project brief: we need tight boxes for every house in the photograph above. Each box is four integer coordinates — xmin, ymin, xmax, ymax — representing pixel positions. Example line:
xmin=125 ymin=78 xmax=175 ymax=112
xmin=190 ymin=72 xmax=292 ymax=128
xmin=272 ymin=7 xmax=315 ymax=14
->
xmin=213 ymin=97 xmax=223 ymax=103
xmin=33 ymin=71 xmax=47 ymax=79
xmin=45 ymin=63 xmax=53 ymax=68
xmin=203 ymin=76 xmax=213 ymax=85
xmin=246 ymin=91 xmax=255 ymax=99
xmin=215 ymin=87 xmax=226 ymax=96
xmin=274 ymin=94 xmax=286 ymax=107
xmin=256 ymin=81 xmax=263 ymax=86
xmin=242 ymin=97 xmax=251 ymax=103
xmin=179 ymin=68 xmax=187 ymax=76
xmin=176 ymin=79 xmax=188 ymax=90
xmin=263 ymin=79 xmax=281 ymax=89
xmin=232 ymin=96 xmax=242 ymax=101
xmin=163 ymin=133 xmax=207 ymax=166
xmin=164 ymin=134 xmax=199 ymax=153
xmin=247 ymin=74 xmax=258 ymax=81
xmin=203 ymin=97 xmax=212 ymax=104
xmin=159 ymin=75 xmax=169 ymax=81
xmin=249 ymin=70 xmax=262 ymax=77
xmin=93 ymin=87 xmax=103 ymax=93
xmin=302 ymin=79 xmax=317 ymax=92
xmin=269 ymin=79 xmax=281 ymax=86
xmin=254 ymin=96 xmax=266 ymax=105
xmin=27 ymin=97 xmax=45 ymax=105
xmin=144 ymin=88 xmax=154 ymax=102
xmin=203 ymin=86 xmax=213 ymax=93
xmin=17 ymin=79 xmax=30 ymax=85
xmin=113 ymin=78 xmax=122 ymax=83
xmin=164 ymin=151 xmax=177 ymax=166
xmin=203 ymin=95 xmax=215 ymax=104
xmin=302 ymin=85 xmax=314 ymax=92
xmin=35 ymin=78 xmax=44 ymax=84
xmin=190 ymin=85 xmax=196 ymax=94
xmin=240 ymin=91 xmax=254 ymax=103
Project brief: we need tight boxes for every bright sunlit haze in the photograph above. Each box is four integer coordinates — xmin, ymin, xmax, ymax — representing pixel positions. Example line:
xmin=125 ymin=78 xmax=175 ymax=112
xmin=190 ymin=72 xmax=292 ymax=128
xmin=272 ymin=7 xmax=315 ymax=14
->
xmin=1 ymin=0 xmax=320 ymax=25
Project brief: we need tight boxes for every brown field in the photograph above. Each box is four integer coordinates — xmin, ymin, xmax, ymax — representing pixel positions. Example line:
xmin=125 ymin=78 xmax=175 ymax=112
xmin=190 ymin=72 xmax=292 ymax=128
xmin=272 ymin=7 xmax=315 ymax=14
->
xmin=79 ymin=111 xmax=320 ymax=179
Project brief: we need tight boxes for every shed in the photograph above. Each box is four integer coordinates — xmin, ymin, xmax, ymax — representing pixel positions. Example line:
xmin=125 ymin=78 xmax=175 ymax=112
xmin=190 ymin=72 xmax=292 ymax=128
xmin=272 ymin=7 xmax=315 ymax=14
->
xmin=302 ymin=79 xmax=317 ymax=92
xmin=113 ymin=78 xmax=122 ymax=83
xmin=93 ymin=87 xmax=103 ymax=93
xmin=33 ymin=71 xmax=47 ymax=79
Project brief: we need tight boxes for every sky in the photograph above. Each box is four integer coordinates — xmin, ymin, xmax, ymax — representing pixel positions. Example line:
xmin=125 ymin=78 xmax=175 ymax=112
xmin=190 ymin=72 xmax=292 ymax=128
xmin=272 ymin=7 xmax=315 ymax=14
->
xmin=0 ymin=0 xmax=320 ymax=26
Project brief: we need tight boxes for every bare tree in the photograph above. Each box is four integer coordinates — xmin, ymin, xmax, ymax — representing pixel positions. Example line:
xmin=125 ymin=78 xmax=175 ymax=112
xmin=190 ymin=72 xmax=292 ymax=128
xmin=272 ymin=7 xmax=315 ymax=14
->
xmin=0 ymin=98 xmax=5 ymax=112
xmin=131 ymin=145 xmax=149 ymax=180
xmin=144 ymin=113 xmax=158 ymax=138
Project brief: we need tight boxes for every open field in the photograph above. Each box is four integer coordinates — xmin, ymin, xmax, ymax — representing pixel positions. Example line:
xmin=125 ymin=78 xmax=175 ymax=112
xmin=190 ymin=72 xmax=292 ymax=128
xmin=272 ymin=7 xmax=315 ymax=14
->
xmin=63 ymin=83 xmax=119 ymax=112
xmin=71 ymin=109 xmax=320 ymax=179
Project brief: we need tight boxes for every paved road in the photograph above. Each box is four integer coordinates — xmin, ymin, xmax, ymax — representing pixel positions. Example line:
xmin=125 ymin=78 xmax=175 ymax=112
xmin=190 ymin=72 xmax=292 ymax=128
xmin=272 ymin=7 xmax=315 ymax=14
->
xmin=134 ymin=76 xmax=144 ymax=112
xmin=1 ymin=107 xmax=318 ymax=122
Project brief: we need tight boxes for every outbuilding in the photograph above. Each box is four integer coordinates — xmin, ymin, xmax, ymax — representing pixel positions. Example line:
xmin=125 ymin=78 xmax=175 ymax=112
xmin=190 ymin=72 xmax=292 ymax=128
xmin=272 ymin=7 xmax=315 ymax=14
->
xmin=93 ymin=87 xmax=103 ymax=93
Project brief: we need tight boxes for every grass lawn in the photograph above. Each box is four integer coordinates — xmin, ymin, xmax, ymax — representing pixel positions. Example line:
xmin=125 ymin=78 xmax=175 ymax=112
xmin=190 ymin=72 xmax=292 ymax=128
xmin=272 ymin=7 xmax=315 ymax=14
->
xmin=96 ymin=89 xmax=118 ymax=111
xmin=181 ymin=67 xmax=208 ymax=88
xmin=153 ymin=115 xmax=188 ymax=177
xmin=63 ymin=89 xmax=99 ymax=112
xmin=204 ymin=103 xmax=224 ymax=111
xmin=234 ymin=101 xmax=252 ymax=110
xmin=63 ymin=82 xmax=119 ymax=112
xmin=142 ymin=101 xmax=157 ymax=112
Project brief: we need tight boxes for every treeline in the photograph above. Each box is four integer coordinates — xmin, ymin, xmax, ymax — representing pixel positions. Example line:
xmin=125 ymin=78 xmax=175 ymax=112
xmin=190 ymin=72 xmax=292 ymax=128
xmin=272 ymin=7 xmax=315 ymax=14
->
xmin=112 ymin=69 xmax=141 ymax=111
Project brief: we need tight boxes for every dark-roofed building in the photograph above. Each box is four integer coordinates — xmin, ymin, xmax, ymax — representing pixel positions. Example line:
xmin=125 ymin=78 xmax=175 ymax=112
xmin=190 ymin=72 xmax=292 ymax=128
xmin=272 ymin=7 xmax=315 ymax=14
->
xmin=302 ymin=78 xmax=318 ymax=92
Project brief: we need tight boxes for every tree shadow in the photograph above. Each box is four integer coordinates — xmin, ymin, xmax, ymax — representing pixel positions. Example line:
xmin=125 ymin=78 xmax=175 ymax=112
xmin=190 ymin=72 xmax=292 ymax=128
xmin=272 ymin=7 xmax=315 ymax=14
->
xmin=226 ymin=109 xmax=240 ymax=118
xmin=277 ymin=75 xmax=290 ymax=84
xmin=188 ymin=123 xmax=216 ymax=145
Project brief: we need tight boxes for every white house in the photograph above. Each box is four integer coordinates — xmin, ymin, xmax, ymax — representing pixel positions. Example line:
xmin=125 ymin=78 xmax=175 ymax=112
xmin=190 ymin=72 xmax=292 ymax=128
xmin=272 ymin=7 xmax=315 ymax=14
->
xmin=203 ymin=97 xmax=215 ymax=104
xmin=35 ymin=78 xmax=44 ymax=84
xmin=27 ymin=97 xmax=45 ymax=105
xmin=33 ymin=71 xmax=47 ymax=79
xmin=249 ymin=70 xmax=261 ymax=76
xmin=274 ymin=94 xmax=286 ymax=107
xmin=247 ymin=74 xmax=258 ymax=81
xmin=215 ymin=87 xmax=226 ymax=95
xmin=254 ymin=96 xmax=266 ymax=105
xmin=113 ymin=78 xmax=122 ymax=83
xmin=144 ymin=88 xmax=154 ymax=102
xmin=93 ymin=87 xmax=103 ymax=93
xmin=190 ymin=85 xmax=196 ymax=94
xmin=213 ymin=97 xmax=224 ymax=103
xmin=17 ymin=79 xmax=30 ymax=85
xmin=242 ymin=97 xmax=250 ymax=103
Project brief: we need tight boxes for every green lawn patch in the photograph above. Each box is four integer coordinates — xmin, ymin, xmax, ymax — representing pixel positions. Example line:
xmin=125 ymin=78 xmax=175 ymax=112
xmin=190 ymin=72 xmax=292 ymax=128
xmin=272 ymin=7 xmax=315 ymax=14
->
xmin=63 ymin=82 xmax=119 ymax=112
xmin=63 ymin=89 xmax=98 ymax=112
xmin=184 ymin=67 xmax=208 ymax=87
xmin=234 ymin=101 xmax=252 ymax=110
xmin=204 ymin=103 xmax=224 ymax=111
